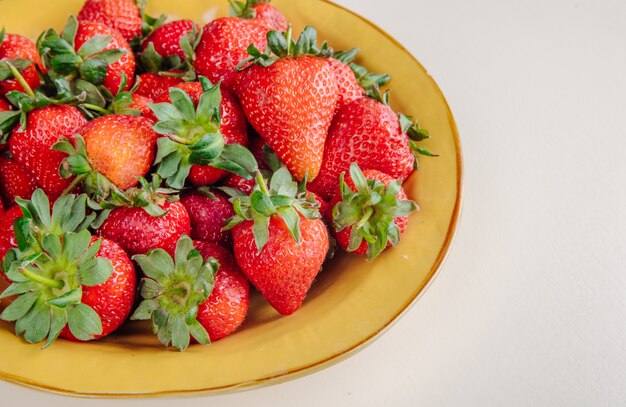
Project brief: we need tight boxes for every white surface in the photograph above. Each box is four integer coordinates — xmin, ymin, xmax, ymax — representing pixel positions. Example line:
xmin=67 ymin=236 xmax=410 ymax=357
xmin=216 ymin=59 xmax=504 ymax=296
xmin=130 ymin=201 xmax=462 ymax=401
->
xmin=2 ymin=0 xmax=626 ymax=405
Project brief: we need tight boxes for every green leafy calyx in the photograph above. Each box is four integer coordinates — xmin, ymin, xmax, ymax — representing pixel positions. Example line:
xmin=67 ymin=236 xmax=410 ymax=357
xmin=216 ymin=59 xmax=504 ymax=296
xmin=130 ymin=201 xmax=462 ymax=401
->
xmin=332 ymin=49 xmax=391 ymax=97
xmin=228 ymin=0 xmax=270 ymax=19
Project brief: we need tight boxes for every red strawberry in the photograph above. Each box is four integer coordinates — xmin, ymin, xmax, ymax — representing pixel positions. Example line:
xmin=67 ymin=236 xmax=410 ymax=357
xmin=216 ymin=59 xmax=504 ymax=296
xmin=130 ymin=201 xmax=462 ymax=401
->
xmin=236 ymin=27 xmax=338 ymax=181
xmin=0 ymin=156 xmax=37 ymax=207
xmin=127 ymin=93 xmax=154 ymax=118
xmin=9 ymin=105 xmax=87 ymax=199
xmin=0 ymin=192 xmax=136 ymax=346
xmin=226 ymin=168 xmax=329 ymax=315
xmin=229 ymin=0 xmax=288 ymax=32
xmin=194 ymin=17 xmax=268 ymax=91
xmin=195 ymin=241 xmax=250 ymax=341
xmin=0 ymin=32 xmax=43 ymax=96
xmin=180 ymin=190 xmax=235 ymax=247
xmin=98 ymin=200 xmax=191 ymax=256
xmin=142 ymin=19 xmax=200 ymax=62
xmin=223 ymin=173 xmax=256 ymax=195
xmin=327 ymin=164 xmax=417 ymax=259
xmin=134 ymin=73 xmax=183 ymax=100
xmin=0 ymin=205 xmax=21 ymax=279
xmin=77 ymin=0 xmax=142 ymax=42
xmin=0 ymin=98 xmax=10 ymax=111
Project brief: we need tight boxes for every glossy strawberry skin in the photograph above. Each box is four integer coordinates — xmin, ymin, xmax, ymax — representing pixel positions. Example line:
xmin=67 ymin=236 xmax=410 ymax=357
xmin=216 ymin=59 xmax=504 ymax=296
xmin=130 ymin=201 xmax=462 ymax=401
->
xmin=142 ymin=19 xmax=199 ymax=61
xmin=327 ymin=58 xmax=363 ymax=112
xmin=223 ymin=174 xmax=255 ymax=195
xmin=194 ymin=17 xmax=268 ymax=92
xmin=0 ymin=156 xmax=37 ymax=208
xmin=77 ymin=0 xmax=142 ymax=42
xmin=60 ymin=237 xmax=137 ymax=341
xmin=237 ymin=56 xmax=338 ymax=182
xmin=180 ymin=191 xmax=235 ymax=247
xmin=127 ymin=94 xmax=154 ymax=118
xmin=0 ymin=34 xmax=43 ymax=96
xmin=152 ymin=82 xmax=248 ymax=186
xmin=251 ymin=3 xmax=288 ymax=32
xmin=327 ymin=169 xmax=409 ymax=255
xmin=74 ymin=21 xmax=135 ymax=93
xmin=308 ymin=97 xmax=415 ymax=200
xmin=0 ymin=206 xmax=22 ymax=283
xmin=232 ymin=215 xmax=329 ymax=315
xmin=10 ymin=105 xmax=88 ymax=199
xmin=195 ymin=241 xmax=249 ymax=341
xmin=80 ymin=115 xmax=157 ymax=190
xmin=134 ymin=73 xmax=183 ymax=100
xmin=98 ymin=201 xmax=191 ymax=257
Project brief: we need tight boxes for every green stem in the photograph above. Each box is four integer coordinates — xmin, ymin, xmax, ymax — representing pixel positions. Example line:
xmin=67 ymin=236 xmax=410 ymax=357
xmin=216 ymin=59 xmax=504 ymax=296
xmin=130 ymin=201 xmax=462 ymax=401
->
xmin=20 ymin=268 xmax=64 ymax=289
xmin=82 ymin=103 xmax=109 ymax=115
xmin=6 ymin=61 xmax=35 ymax=98
xmin=256 ymin=171 xmax=270 ymax=195
xmin=168 ymin=133 xmax=192 ymax=145
xmin=285 ymin=25 xmax=293 ymax=56
xmin=60 ymin=173 xmax=87 ymax=198
xmin=357 ymin=207 xmax=374 ymax=229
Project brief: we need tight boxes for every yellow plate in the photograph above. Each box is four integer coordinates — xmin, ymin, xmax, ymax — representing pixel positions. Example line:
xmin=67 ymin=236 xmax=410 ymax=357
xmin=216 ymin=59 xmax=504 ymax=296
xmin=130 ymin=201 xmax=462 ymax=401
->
xmin=0 ymin=0 xmax=462 ymax=397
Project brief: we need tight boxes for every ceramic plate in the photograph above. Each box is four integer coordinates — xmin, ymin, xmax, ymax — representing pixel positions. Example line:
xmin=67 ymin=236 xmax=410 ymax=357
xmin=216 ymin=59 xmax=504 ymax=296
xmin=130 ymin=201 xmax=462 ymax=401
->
xmin=0 ymin=0 xmax=462 ymax=397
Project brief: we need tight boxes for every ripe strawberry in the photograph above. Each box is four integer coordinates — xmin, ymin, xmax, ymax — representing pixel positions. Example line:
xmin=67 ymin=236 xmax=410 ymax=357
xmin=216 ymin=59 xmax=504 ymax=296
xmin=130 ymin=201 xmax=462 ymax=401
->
xmin=9 ymin=105 xmax=87 ymax=199
xmin=134 ymin=73 xmax=183 ymax=100
xmin=77 ymin=0 xmax=142 ymax=42
xmin=0 ymin=205 xmax=21 ymax=279
xmin=327 ymin=164 xmax=417 ymax=259
xmin=229 ymin=0 xmax=288 ymax=32
xmin=0 ymin=99 xmax=10 ymax=112
xmin=194 ymin=241 xmax=250 ymax=341
xmin=0 ymin=31 xmax=43 ymax=97
xmin=140 ymin=19 xmax=201 ymax=77
xmin=0 ymin=156 xmax=37 ymax=207
xmin=223 ymin=173 xmax=256 ymax=195
xmin=149 ymin=77 xmax=256 ymax=189
xmin=236 ymin=27 xmax=338 ymax=181
xmin=126 ymin=93 xmax=154 ymax=118
xmin=142 ymin=19 xmax=199 ymax=60
xmin=194 ymin=17 xmax=268 ymax=91
xmin=225 ymin=168 xmax=329 ymax=315
xmin=98 ymin=200 xmax=191 ymax=256
xmin=0 ymin=191 xmax=135 ymax=346
xmin=308 ymin=93 xmax=434 ymax=200
xmin=180 ymin=190 xmax=235 ymax=246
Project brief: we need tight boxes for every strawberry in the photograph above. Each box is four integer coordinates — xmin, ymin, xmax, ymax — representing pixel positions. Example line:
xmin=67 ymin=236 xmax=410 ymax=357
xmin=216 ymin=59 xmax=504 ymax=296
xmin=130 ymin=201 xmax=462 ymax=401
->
xmin=98 ymin=199 xmax=191 ymax=257
xmin=193 ymin=17 xmax=268 ymax=91
xmin=149 ymin=77 xmax=256 ymax=189
xmin=37 ymin=17 xmax=135 ymax=95
xmin=0 ymin=190 xmax=134 ymax=346
xmin=140 ymin=19 xmax=200 ymax=78
xmin=308 ymin=92 xmax=434 ymax=200
xmin=194 ymin=241 xmax=250 ymax=341
xmin=0 ymin=205 xmax=21 ymax=277
xmin=236 ymin=26 xmax=338 ymax=181
xmin=0 ymin=98 xmax=10 ymax=112
xmin=77 ymin=0 xmax=142 ymax=43
xmin=229 ymin=0 xmax=288 ymax=32
xmin=180 ymin=190 xmax=235 ymax=246
xmin=223 ymin=173 xmax=256 ymax=195
xmin=224 ymin=168 xmax=329 ymax=315
xmin=0 ymin=30 xmax=43 ymax=97
xmin=120 ymin=93 xmax=154 ymax=118
xmin=134 ymin=73 xmax=183 ymax=100
xmin=327 ymin=164 xmax=417 ymax=259
xmin=0 ymin=156 xmax=37 ymax=207
xmin=9 ymin=105 xmax=87 ymax=199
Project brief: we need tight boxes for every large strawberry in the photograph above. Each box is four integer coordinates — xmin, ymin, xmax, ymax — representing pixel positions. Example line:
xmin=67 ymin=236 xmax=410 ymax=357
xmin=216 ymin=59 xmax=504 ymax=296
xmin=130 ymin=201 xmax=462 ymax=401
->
xmin=9 ymin=105 xmax=87 ymax=199
xmin=194 ymin=17 xmax=268 ymax=91
xmin=0 ymin=156 xmax=37 ymax=207
xmin=37 ymin=16 xmax=135 ymax=95
xmin=236 ymin=26 xmax=338 ymax=182
xmin=308 ymin=91 xmax=434 ymax=200
xmin=224 ymin=168 xmax=328 ymax=315
xmin=229 ymin=0 xmax=288 ymax=32
xmin=180 ymin=190 xmax=235 ymax=246
xmin=0 ymin=190 xmax=134 ymax=346
xmin=77 ymin=0 xmax=142 ymax=43
xmin=327 ymin=164 xmax=417 ymax=260
xmin=149 ymin=77 xmax=256 ymax=189
xmin=0 ymin=30 xmax=43 ymax=97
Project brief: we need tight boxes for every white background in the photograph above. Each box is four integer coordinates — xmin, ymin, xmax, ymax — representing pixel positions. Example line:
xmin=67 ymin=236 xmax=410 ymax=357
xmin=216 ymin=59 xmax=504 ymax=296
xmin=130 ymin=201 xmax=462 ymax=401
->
xmin=2 ymin=0 xmax=626 ymax=405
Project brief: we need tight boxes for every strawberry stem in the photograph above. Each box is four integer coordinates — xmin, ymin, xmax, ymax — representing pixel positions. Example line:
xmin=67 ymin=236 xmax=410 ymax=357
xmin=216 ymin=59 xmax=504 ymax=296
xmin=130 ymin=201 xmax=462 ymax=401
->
xmin=60 ymin=174 xmax=87 ymax=198
xmin=6 ymin=61 xmax=35 ymax=98
xmin=19 ymin=268 xmax=64 ymax=289
xmin=256 ymin=171 xmax=270 ymax=195
xmin=356 ymin=206 xmax=374 ymax=229
xmin=82 ymin=104 xmax=109 ymax=115
xmin=285 ymin=25 xmax=293 ymax=56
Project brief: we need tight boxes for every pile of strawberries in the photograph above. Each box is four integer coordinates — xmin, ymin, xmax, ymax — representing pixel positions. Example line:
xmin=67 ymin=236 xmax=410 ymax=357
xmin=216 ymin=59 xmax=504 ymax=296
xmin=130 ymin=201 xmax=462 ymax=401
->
xmin=0 ymin=0 xmax=433 ymax=351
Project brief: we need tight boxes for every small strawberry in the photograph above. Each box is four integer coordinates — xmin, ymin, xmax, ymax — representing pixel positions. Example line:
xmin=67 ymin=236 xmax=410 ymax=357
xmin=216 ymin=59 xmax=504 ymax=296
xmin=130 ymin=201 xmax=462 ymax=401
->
xmin=224 ymin=168 xmax=329 ymax=315
xmin=308 ymin=91 xmax=435 ymax=200
xmin=180 ymin=190 xmax=235 ymax=246
xmin=0 ymin=29 xmax=43 ymax=97
xmin=194 ymin=17 xmax=268 ymax=91
xmin=236 ymin=26 xmax=338 ymax=181
xmin=77 ymin=0 xmax=143 ymax=43
xmin=9 ymin=105 xmax=87 ymax=199
xmin=223 ymin=173 xmax=256 ymax=195
xmin=228 ymin=0 xmax=288 ymax=32
xmin=0 ymin=191 xmax=134 ymax=346
xmin=149 ymin=77 xmax=256 ymax=189
xmin=0 ymin=156 xmax=37 ymax=207
xmin=327 ymin=164 xmax=417 ymax=259
xmin=194 ymin=241 xmax=250 ymax=341
xmin=133 ymin=73 xmax=183 ymax=100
